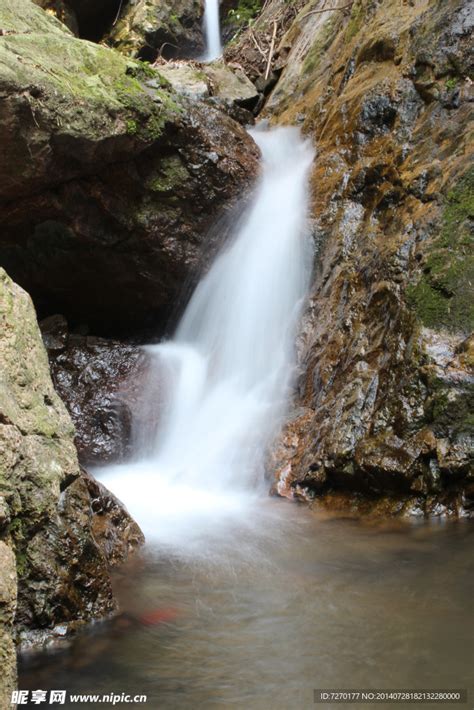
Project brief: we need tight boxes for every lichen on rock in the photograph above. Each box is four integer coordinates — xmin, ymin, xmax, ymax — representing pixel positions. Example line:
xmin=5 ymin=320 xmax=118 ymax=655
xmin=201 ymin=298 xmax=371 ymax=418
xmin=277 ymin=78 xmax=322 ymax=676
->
xmin=407 ymin=168 xmax=474 ymax=333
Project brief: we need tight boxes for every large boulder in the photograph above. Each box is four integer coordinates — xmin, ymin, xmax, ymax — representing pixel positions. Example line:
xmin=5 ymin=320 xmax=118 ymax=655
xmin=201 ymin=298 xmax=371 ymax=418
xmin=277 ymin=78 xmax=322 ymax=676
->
xmin=0 ymin=268 xmax=143 ymax=645
xmin=0 ymin=0 xmax=259 ymax=336
xmin=105 ymin=0 xmax=205 ymax=60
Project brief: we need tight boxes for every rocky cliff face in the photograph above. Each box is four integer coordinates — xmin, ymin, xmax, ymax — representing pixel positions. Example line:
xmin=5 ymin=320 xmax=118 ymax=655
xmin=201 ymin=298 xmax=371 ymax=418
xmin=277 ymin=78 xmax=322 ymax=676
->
xmin=248 ymin=0 xmax=473 ymax=516
xmin=0 ymin=269 xmax=143 ymax=663
xmin=0 ymin=0 xmax=259 ymax=336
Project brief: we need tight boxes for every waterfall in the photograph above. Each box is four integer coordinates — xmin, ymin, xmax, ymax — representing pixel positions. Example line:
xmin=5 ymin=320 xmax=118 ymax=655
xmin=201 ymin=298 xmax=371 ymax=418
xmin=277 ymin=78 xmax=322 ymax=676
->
xmin=96 ymin=127 xmax=314 ymax=546
xmin=202 ymin=0 xmax=222 ymax=61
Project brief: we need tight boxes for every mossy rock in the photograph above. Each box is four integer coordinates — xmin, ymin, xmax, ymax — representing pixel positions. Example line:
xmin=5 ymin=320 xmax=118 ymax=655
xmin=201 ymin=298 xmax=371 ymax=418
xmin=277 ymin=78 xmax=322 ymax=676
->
xmin=147 ymin=155 xmax=190 ymax=193
xmin=0 ymin=268 xmax=144 ymax=635
xmin=345 ymin=0 xmax=365 ymax=42
xmin=0 ymin=0 xmax=70 ymax=35
xmin=0 ymin=0 xmax=183 ymax=200
xmin=0 ymin=0 xmax=259 ymax=336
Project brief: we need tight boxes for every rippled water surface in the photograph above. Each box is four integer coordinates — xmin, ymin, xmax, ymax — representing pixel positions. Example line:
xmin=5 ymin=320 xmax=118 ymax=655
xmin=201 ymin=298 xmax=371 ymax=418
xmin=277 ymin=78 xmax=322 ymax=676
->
xmin=20 ymin=502 xmax=474 ymax=709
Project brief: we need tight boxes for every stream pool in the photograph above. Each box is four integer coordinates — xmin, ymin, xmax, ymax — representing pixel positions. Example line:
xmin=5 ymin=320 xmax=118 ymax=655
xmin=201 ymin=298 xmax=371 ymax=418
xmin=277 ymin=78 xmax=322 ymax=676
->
xmin=19 ymin=500 xmax=474 ymax=709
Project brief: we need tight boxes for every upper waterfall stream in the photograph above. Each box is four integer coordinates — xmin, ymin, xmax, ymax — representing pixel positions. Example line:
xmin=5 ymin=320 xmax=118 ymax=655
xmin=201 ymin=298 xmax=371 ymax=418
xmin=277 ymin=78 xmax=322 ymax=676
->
xmin=97 ymin=127 xmax=314 ymax=548
xmin=202 ymin=0 xmax=222 ymax=61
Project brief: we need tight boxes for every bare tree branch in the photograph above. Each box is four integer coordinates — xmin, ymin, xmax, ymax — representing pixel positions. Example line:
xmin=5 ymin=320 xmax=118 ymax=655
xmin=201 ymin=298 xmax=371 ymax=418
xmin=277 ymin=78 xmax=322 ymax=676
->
xmin=300 ymin=2 xmax=354 ymax=21
xmin=265 ymin=20 xmax=278 ymax=80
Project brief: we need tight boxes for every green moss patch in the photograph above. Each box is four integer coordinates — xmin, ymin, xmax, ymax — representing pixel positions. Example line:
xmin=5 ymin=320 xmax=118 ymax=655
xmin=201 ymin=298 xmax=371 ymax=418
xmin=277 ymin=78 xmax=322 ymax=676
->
xmin=226 ymin=0 xmax=263 ymax=28
xmin=407 ymin=169 xmax=474 ymax=332
xmin=147 ymin=155 xmax=190 ymax=193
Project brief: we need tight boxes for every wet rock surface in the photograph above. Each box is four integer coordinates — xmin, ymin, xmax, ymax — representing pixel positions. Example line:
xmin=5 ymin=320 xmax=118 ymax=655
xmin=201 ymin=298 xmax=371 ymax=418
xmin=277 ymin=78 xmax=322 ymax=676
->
xmin=260 ymin=0 xmax=474 ymax=516
xmin=81 ymin=469 xmax=145 ymax=568
xmin=0 ymin=268 xmax=143 ymax=650
xmin=41 ymin=315 xmax=148 ymax=465
xmin=0 ymin=0 xmax=260 ymax=336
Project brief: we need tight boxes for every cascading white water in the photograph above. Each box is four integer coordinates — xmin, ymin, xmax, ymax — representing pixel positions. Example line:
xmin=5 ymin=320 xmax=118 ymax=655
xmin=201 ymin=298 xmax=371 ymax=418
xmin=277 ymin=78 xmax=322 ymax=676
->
xmin=202 ymin=0 xmax=222 ymax=61
xmin=96 ymin=126 xmax=314 ymax=547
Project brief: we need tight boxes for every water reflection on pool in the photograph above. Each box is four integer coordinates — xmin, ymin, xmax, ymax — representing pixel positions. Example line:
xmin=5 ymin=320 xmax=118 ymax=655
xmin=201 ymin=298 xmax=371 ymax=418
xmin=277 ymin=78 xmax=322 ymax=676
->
xmin=20 ymin=501 xmax=474 ymax=709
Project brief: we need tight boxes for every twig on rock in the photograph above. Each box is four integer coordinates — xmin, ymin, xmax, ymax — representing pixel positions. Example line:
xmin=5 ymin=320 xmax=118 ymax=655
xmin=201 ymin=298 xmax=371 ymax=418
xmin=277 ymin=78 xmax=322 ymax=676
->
xmin=157 ymin=42 xmax=180 ymax=60
xmin=249 ymin=29 xmax=267 ymax=60
xmin=112 ymin=0 xmax=124 ymax=26
xmin=264 ymin=20 xmax=278 ymax=80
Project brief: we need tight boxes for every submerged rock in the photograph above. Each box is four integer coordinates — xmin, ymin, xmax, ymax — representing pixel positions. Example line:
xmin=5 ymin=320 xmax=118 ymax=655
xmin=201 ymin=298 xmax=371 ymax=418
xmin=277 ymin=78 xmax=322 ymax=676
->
xmin=0 ymin=268 xmax=143 ymax=648
xmin=0 ymin=0 xmax=259 ymax=336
